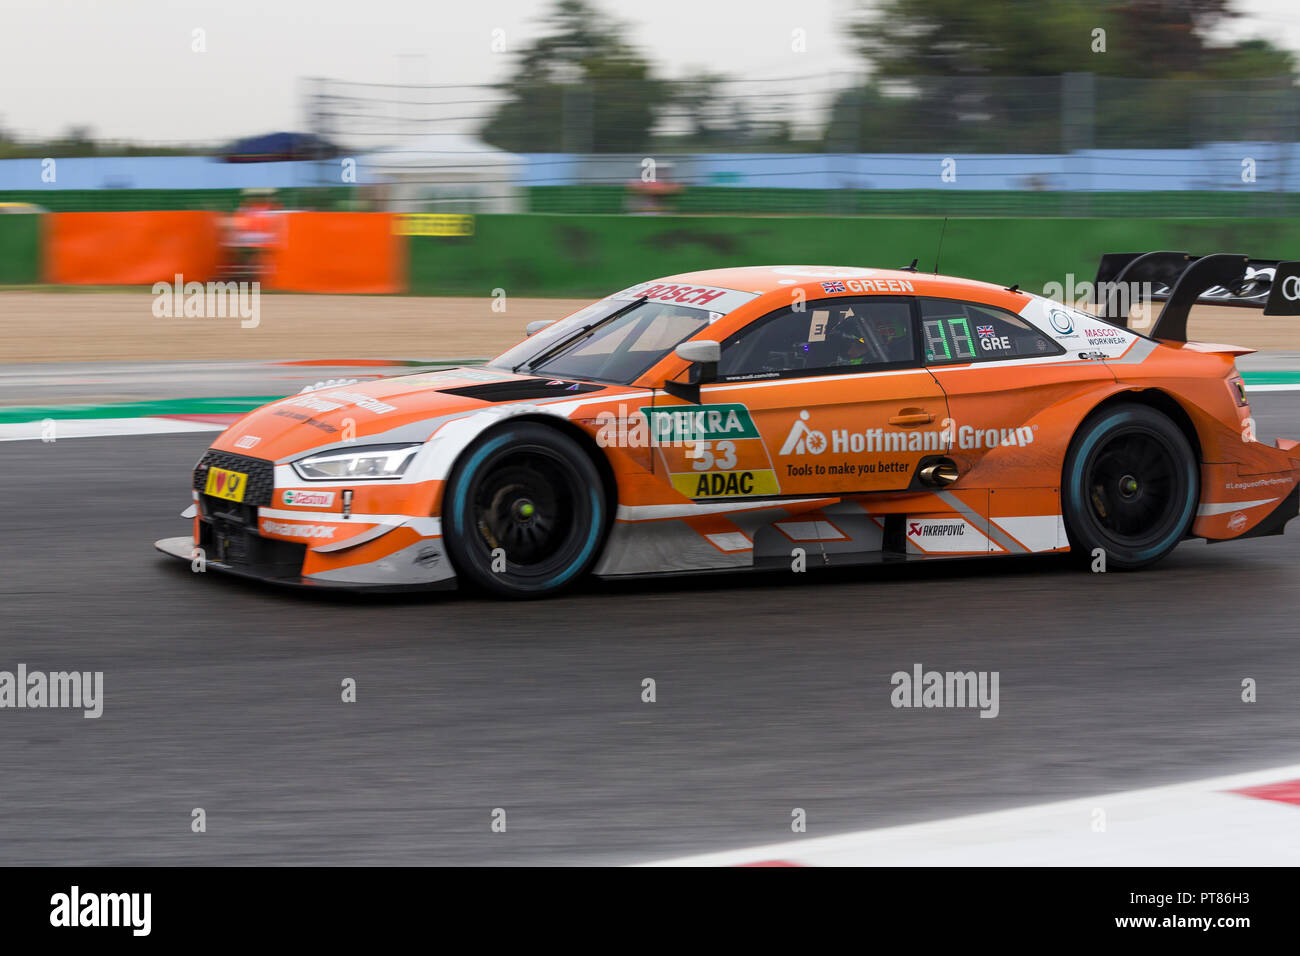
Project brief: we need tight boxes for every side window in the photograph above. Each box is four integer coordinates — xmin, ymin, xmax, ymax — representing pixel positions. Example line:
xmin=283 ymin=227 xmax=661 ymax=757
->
xmin=716 ymin=297 xmax=915 ymax=381
xmin=919 ymin=298 xmax=1062 ymax=363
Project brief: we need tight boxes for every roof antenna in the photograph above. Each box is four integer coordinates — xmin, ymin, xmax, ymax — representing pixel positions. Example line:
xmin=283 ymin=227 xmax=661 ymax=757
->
xmin=933 ymin=217 xmax=949 ymax=275
xmin=899 ymin=258 xmax=919 ymax=273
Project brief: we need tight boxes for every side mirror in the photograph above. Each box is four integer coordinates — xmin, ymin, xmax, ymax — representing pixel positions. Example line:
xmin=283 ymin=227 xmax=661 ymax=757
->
xmin=664 ymin=339 xmax=721 ymax=405
xmin=525 ymin=320 xmax=554 ymax=337
xmin=674 ymin=340 xmax=721 ymax=364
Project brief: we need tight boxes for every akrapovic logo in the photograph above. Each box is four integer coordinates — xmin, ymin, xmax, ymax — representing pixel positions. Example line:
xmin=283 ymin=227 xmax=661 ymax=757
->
xmin=909 ymin=522 xmax=966 ymax=537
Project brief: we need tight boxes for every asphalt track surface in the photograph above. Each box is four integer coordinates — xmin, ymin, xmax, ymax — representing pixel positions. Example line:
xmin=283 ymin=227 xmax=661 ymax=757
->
xmin=3 ymin=396 xmax=1300 ymax=865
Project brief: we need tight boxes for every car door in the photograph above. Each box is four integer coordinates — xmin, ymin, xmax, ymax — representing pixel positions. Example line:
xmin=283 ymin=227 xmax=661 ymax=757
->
xmin=647 ymin=295 xmax=950 ymax=500
xmin=919 ymin=296 xmax=1117 ymax=549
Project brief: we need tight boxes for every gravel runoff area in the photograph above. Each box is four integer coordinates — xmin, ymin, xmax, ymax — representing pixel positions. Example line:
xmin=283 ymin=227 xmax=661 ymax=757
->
xmin=0 ymin=291 xmax=590 ymax=363
xmin=2 ymin=290 xmax=1297 ymax=364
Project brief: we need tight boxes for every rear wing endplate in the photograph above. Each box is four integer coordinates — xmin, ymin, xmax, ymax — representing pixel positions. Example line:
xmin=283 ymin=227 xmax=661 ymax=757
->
xmin=1092 ymin=252 xmax=1300 ymax=341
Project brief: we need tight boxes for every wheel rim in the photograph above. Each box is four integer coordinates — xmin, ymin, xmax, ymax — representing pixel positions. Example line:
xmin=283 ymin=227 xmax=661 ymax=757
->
xmin=1083 ymin=427 xmax=1186 ymax=547
xmin=470 ymin=450 xmax=578 ymax=569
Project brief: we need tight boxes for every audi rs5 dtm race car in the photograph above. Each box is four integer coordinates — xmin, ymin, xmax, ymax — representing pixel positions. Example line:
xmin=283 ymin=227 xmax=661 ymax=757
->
xmin=156 ymin=255 xmax=1300 ymax=598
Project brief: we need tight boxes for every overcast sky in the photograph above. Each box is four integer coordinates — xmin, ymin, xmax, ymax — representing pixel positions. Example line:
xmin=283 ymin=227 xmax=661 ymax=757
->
xmin=1 ymin=0 xmax=1297 ymax=144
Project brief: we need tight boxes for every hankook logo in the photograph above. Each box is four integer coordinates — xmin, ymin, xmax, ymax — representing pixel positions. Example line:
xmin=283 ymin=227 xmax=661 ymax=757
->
xmin=261 ymin=519 xmax=336 ymax=539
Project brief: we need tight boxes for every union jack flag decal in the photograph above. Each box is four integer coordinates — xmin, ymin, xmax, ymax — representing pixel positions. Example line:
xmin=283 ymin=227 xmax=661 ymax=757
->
xmin=975 ymin=324 xmax=996 ymax=337
xmin=821 ymin=281 xmax=846 ymax=293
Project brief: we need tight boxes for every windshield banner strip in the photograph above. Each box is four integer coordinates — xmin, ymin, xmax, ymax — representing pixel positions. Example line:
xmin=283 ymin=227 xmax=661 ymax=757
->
xmin=609 ymin=282 xmax=758 ymax=315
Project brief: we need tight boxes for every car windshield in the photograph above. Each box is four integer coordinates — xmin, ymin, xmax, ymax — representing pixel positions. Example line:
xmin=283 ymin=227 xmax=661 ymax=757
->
xmin=488 ymin=299 xmax=714 ymax=384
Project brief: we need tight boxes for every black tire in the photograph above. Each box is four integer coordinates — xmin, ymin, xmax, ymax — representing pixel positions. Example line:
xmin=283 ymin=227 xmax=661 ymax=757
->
xmin=443 ymin=422 xmax=607 ymax=598
xmin=1062 ymin=403 xmax=1198 ymax=570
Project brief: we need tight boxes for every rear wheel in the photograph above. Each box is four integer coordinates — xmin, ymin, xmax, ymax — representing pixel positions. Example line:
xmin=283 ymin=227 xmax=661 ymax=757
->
xmin=1062 ymin=403 xmax=1198 ymax=570
xmin=443 ymin=422 xmax=606 ymax=598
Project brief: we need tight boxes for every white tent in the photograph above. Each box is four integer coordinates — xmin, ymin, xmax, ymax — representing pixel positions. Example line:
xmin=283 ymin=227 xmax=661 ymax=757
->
xmin=360 ymin=134 xmax=523 ymax=214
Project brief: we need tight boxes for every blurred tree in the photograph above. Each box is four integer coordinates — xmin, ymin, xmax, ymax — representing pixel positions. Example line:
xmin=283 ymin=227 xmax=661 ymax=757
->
xmin=481 ymin=0 xmax=665 ymax=153
xmin=845 ymin=0 xmax=1287 ymax=79
xmin=669 ymin=71 xmax=732 ymax=144
xmin=1213 ymin=38 xmax=1298 ymax=81
xmin=831 ymin=0 xmax=1298 ymax=151
xmin=654 ymin=71 xmax=805 ymax=151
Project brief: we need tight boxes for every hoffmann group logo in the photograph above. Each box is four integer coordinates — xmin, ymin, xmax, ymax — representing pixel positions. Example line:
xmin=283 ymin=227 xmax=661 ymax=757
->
xmin=780 ymin=411 xmax=1034 ymax=455
xmin=780 ymin=410 xmax=827 ymax=455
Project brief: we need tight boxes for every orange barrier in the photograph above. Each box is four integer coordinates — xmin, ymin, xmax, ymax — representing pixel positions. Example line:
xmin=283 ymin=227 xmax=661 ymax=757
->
xmin=264 ymin=213 xmax=405 ymax=294
xmin=43 ymin=211 xmax=221 ymax=285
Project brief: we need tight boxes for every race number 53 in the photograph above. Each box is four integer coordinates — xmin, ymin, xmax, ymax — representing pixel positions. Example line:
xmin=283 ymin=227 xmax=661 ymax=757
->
xmin=688 ymin=440 xmax=738 ymax=471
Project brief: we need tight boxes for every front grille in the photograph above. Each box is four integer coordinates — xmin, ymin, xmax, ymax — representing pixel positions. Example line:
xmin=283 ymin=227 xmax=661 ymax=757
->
xmin=198 ymin=512 xmax=307 ymax=579
xmin=193 ymin=449 xmax=276 ymax=507
xmin=192 ymin=449 xmax=305 ymax=579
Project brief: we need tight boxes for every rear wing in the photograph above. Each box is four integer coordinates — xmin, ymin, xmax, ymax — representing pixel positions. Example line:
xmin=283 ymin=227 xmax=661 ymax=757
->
xmin=1092 ymin=252 xmax=1300 ymax=342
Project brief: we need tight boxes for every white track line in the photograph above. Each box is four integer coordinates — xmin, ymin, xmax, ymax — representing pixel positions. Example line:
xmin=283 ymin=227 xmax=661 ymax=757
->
xmin=641 ymin=763 xmax=1300 ymax=866
xmin=0 ymin=418 xmax=226 ymax=442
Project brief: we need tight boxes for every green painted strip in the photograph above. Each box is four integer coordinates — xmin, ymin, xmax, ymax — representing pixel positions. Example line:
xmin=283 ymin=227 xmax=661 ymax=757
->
xmin=0 ymin=362 xmax=490 ymax=423
xmin=406 ymin=214 xmax=1300 ymax=299
xmin=0 ymin=395 xmax=282 ymax=424
xmin=0 ymin=214 xmax=40 ymax=284
xmin=1240 ymin=371 xmax=1300 ymax=385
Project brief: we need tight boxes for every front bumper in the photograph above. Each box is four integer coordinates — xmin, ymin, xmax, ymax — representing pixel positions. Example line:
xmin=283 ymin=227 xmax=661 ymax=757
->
xmin=153 ymin=535 xmax=457 ymax=592
xmin=180 ymin=448 xmax=456 ymax=592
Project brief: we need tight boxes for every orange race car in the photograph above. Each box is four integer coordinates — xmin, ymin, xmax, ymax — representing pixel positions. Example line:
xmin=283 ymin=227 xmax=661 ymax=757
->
xmin=156 ymin=256 xmax=1300 ymax=598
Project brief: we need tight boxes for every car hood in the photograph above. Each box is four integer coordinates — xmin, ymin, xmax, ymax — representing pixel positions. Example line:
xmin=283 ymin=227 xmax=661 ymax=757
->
xmin=208 ymin=366 xmax=633 ymax=462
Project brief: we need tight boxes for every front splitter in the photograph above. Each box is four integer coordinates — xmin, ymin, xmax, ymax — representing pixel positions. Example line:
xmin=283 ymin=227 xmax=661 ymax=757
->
xmin=153 ymin=536 xmax=457 ymax=593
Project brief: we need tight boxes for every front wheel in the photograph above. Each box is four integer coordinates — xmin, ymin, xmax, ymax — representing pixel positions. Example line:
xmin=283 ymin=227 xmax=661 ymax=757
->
xmin=442 ymin=422 xmax=606 ymax=598
xmin=1062 ymin=403 xmax=1198 ymax=570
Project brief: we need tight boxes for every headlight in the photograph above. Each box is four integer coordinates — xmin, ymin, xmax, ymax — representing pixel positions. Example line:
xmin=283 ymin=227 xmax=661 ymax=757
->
xmin=291 ymin=443 xmax=420 ymax=481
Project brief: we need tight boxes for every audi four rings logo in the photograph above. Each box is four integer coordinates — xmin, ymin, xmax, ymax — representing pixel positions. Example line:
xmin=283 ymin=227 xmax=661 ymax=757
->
xmin=1283 ymin=274 xmax=1300 ymax=301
